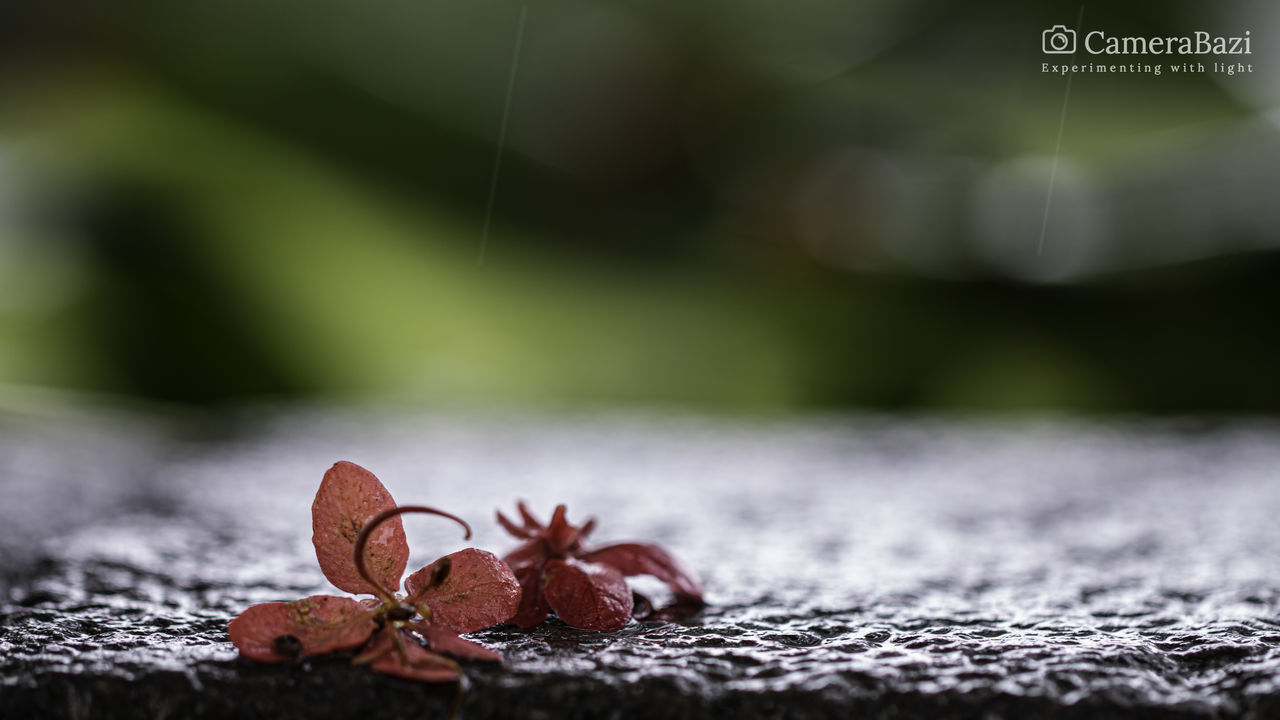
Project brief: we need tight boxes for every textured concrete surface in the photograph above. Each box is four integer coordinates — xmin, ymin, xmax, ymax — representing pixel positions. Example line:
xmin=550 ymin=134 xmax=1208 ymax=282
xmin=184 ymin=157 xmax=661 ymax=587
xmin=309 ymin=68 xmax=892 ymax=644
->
xmin=2 ymin=408 xmax=1280 ymax=718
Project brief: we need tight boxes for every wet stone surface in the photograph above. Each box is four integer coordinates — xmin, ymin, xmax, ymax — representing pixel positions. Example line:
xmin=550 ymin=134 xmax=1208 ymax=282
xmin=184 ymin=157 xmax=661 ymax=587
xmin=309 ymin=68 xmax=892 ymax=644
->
xmin=2 ymin=409 xmax=1280 ymax=719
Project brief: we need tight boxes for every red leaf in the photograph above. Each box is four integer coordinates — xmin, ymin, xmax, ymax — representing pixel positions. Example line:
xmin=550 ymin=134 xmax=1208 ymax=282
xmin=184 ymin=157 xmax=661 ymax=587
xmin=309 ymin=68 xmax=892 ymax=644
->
xmin=411 ymin=624 xmax=502 ymax=662
xmin=311 ymin=461 xmax=408 ymax=596
xmin=542 ymin=558 xmax=633 ymax=632
xmin=404 ymin=549 xmax=522 ymax=633
xmin=501 ymin=538 xmax=552 ymax=628
xmin=227 ymin=595 xmax=376 ymax=662
xmin=579 ymin=542 xmax=704 ymax=602
xmin=508 ymin=562 xmax=552 ymax=628
xmin=366 ymin=630 xmax=460 ymax=683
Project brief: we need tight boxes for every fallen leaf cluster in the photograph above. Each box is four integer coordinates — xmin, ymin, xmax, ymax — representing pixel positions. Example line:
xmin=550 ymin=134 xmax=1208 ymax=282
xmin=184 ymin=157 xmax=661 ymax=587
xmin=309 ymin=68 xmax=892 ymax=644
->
xmin=499 ymin=502 xmax=704 ymax=631
xmin=228 ymin=461 xmax=704 ymax=684
xmin=228 ymin=462 xmax=519 ymax=681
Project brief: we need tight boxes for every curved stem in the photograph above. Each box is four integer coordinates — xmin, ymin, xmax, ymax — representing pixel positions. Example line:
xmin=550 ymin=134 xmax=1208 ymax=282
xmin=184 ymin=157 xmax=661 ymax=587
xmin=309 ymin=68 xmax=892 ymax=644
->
xmin=353 ymin=505 xmax=473 ymax=601
xmin=446 ymin=676 xmax=466 ymax=720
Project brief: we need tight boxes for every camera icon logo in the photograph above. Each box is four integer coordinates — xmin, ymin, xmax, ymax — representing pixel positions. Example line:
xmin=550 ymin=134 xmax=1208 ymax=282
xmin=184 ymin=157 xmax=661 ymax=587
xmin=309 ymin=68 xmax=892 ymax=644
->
xmin=1042 ymin=25 xmax=1076 ymax=54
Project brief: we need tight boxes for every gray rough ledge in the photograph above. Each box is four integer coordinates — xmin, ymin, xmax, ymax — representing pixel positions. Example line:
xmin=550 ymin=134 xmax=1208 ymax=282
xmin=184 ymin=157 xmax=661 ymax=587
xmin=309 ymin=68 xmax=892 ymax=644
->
xmin=2 ymin=409 xmax=1280 ymax=719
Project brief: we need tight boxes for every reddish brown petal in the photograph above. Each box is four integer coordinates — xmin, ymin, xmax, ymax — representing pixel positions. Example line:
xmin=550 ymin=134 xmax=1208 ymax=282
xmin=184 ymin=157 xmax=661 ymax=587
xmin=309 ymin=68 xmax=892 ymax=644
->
xmin=409 ymin=624 xmax=502 ymax=662
xmin=545 ymin=505 xmax=578 ymax=554
xmin=542 ymin=558 xmax=633 ymax=632
xmin=312 ymin=461 xmax=408 ymax=596
xmin=496 ymin=510 xmax=532 ymax=539
xmin=227 ymin=595 xmax=376 ymax=662
xmin=516 ymin=501 xmax=543 ymax=530
xmin=404 ymin=549 xmax=521 ymax=633
xmin=578 ymin=542 xmax=704 ymax=602
xmin=367 ymin=630 xmax=460 ymax=683
xmin=508 ymin=561 xmax=551 ymax=628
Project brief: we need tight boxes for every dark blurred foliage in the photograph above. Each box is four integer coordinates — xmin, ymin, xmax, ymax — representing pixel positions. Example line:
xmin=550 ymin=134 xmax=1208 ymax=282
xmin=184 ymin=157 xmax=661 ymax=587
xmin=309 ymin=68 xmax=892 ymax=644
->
xmin=0 ymin=0 xmax=1277 ymax=411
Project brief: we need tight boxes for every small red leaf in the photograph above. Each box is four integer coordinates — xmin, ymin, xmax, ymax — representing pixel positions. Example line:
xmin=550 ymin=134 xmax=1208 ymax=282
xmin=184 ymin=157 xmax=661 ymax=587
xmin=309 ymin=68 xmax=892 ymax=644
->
xmin=542 ymin=558 xmax=633 ymax=632
xmin=227 ymin=595 xmax=376 ymax=662
xmin=579 ymin=542 xmax=704 ymax=602
xmin=404 ymin=549 xmax=522 ymax=633
xmin=312 ymin=461 xmax=408 ymax=596
xmin=366 ymin=630 xmax=460 ymax=683
xmin=412 ymin=625 xmax=502 ymax=662
xmin=502 ymin=539 xmax=552 ymax=628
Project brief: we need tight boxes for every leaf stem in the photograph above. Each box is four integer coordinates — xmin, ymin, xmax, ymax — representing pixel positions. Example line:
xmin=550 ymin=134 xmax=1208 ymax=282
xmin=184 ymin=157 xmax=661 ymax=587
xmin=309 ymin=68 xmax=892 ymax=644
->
xmin=353 ymin=505 xmax=473 ymax=602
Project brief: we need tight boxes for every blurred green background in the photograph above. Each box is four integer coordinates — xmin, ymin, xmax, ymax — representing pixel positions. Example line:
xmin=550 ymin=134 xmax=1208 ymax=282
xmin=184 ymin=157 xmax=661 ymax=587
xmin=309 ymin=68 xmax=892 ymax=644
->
xmin=0 ymin=0 xmax=1277 ymax=413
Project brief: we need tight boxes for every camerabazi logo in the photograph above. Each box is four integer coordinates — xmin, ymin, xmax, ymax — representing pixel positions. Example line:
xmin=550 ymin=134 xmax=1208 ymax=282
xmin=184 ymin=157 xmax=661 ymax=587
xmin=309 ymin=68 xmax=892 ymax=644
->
xmin=1042 ymin=25 xmax=1251 ymax=56
xmin=1041 ymin=24 xmax=1254 ymax=76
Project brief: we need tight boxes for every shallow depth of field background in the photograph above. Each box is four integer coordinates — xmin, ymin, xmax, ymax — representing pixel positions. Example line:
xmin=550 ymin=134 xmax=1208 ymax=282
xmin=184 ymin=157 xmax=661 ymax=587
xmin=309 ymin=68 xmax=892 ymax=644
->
xmin=0 ymin=0 xmax=1277 ymax=414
